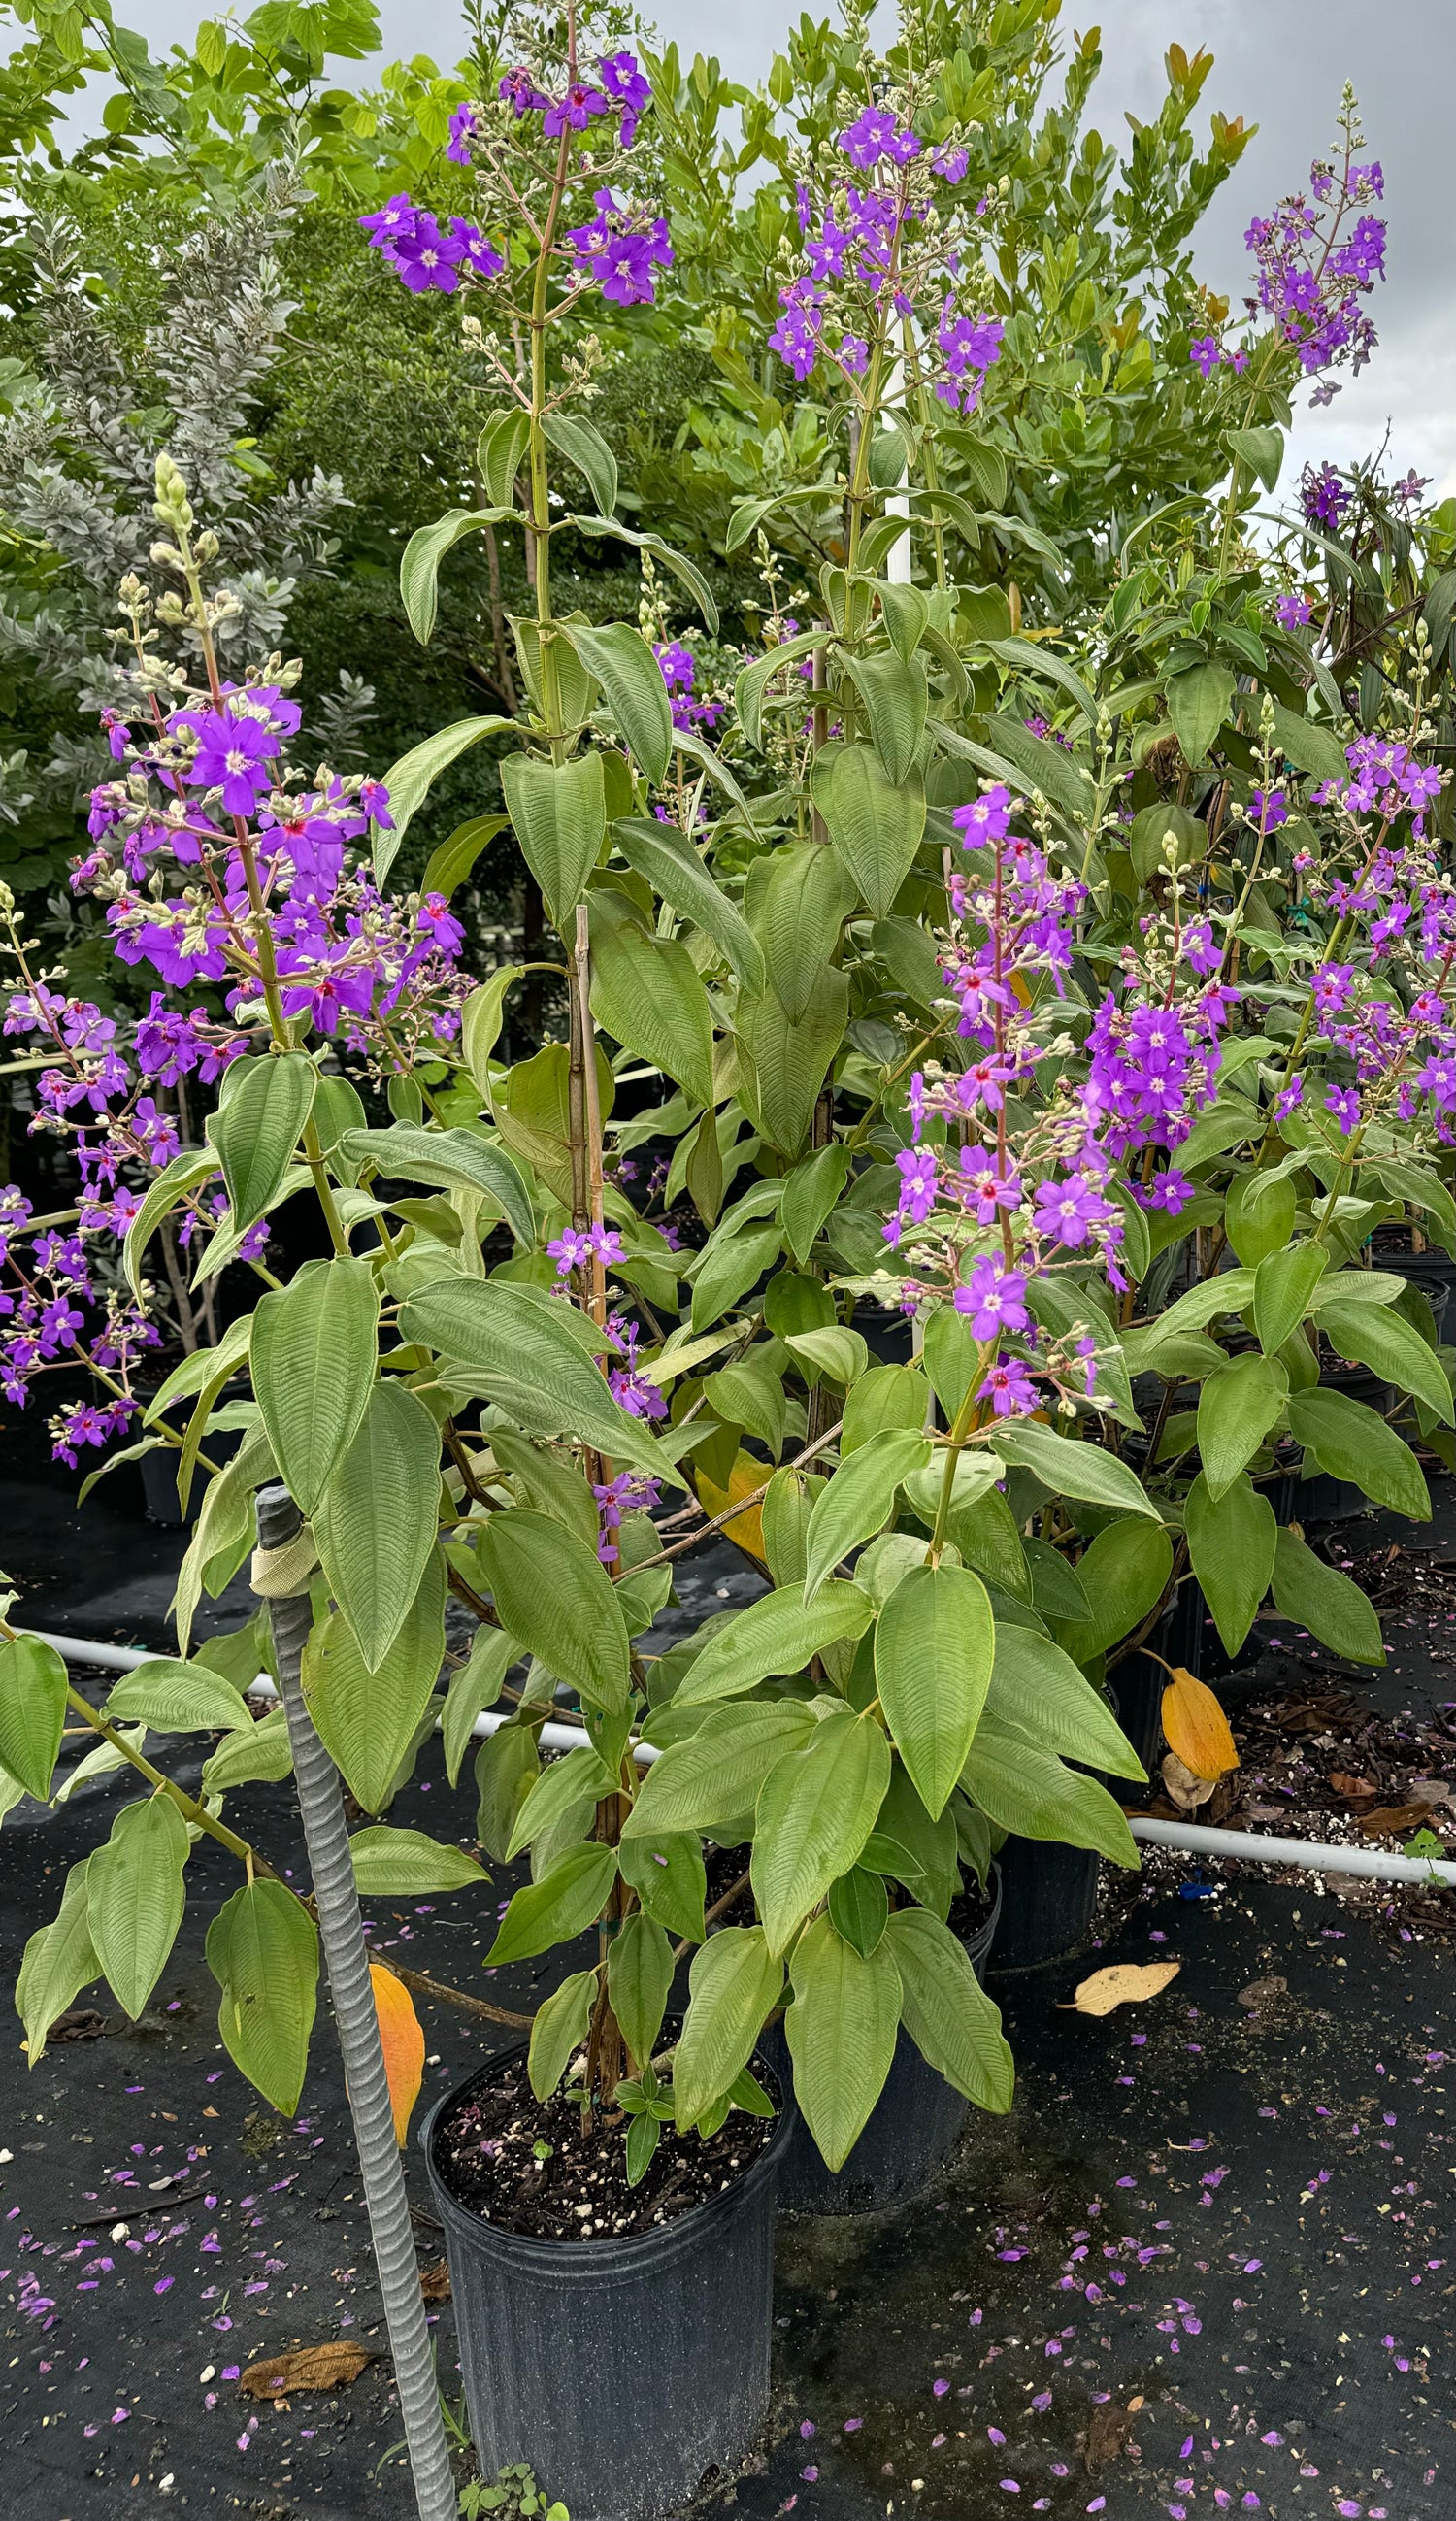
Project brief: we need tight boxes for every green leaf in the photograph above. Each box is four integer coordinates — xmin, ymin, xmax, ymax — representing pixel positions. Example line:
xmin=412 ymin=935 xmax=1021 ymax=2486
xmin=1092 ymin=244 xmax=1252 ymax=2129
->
xmin=506 ymin=1743 xmax=613 ymax=1860
xmin=838 ymin=649 xmax=928 ymax=783
xmin=400 ymin=1277 xmax=680 ymax=1486
xmin=104 ymin=1656 xmax=252 ymax=1737
xmin=477 ymin=407 xmax=530 ymax=507
xmin=1287 ymin=1388 xmax=1430 ymax=1520
xmin=1271 ymin=1529 xmax=1384 ymax=1666
xmin=885 ymin=1907 xmax=1013 ymax=2109
xmin=375 ymin=715 xmax=513 ymax=885
xmin=875 ymin=1563 xmax=995 ymax=1818
xmin=972 ymin=716 xmax=1096 ymax=821
xmin=568 ymin=621 xmax=672 ymax=783
xmin=842 ymin=1363 xmax=931 ymax=1454
xmin=501 ymin=749 xmax=606 ymax=932
xmin=987 ymin=1623 xmax=1144 ymax=1778
xmin=785 ymin=1326 xmax=868 ymax=1388
xmin=123 ymin=1146 xmax=217 ymax=1304
xmin=444 ymin=1627 xmax=519 ymax=1785
xmin=688 ymin=1219 xmax=781 ymax=1334
xmin=567 ymin=515 xmax=718 ymax=633
xmin=206 ymin=1879 xmax=318 ymax=2117
xmin=342 ymin=1123 xmax=534 ymax=1250
xmin=786 ymin=1912 xmax=900 ymax=2170
xmin=1054 ymin=1520 xmax=1173 ymax=1666
xmin=1254 ymin=1241 xmax=1328 ymax=1355
xmin=420 ymin=812 xmax=508 ymax=906
xmin=735 ymin=628 xmax=822 ymax=749
xmin=250 ymin=1256 xmax=379 ymax=1517
xmin=1226 ymin=424 xmax=1283 ymax=492
xmin=1224 ymin=1169 xmax=1297 ymax=1269
xmin=17 ymin=1861 xmax=100 ymax=2067
xmin=988 ymin=1424 xmax=1159 ymax=1518
xmin=624 ymin=1701 xmax=817 ymax=1837
xmin=528 ymin=1969 xmax=597 ymax=2102
xmin=302 ymin=1554 xmax=447 ymax=1811
xmin=735 ymin=970 xmax=849 ymax=1159
xmin=613 ymin=818 xmax=765 ymax=992
xmin=588 ymin=892 xmax=714 ymax=1107
xmin=860 ymin=1762 xmax=960 ymax=1914
xmin=1318 ymin=1301 xmax=1454 ymax=1423
xmin=811 ymin=745 xmax=926 ymax=918
xmin=803 ymin=1429 xmax=932 ymax=1602
xmin=87 ymin=1796 xmax=189 ymax=2018
xmin=754 ymin=842 xmax=856 ymax=1025
xmin=206 ymin=1053 xmax=316 ymax=1237
xmin=985 ymin=633 xmax=1099 ymax=724
xmin=961 ymin=1713 xmax=1140 ymax=1867
xmin=1264 ymin=698 xmax=1347 ymax=783
xmin=751 ymin=1708 xmax=891 ymax=1956
xmin=484 ymin=1842 xmax=618 ymax=1967
xmin=676 ymin=1580 xmax=875 ymax=1707
xmin=1307 ymin=1271 xmax=1406 ymax=1310
xmin=1183 ymin=1470 xmax=1276 ymax=1656
xmin=0 ymin=1633 xmax=67 ymax=1800
xmin=673 ymin=1927 xmax=783 ymax=2127
xmin=478 ymin=1509 xmax=631 ymax=1714
xmin=400 ymin=506 xmax=517 ymax=645
xmin=474 ymin=1722 xmax=540 ymax=1861
xmin=1197 ymin=1352 xmax=1288 ymax=1500
xmin=609 ymin=1912 xmax=675 ymax=2067
xmin=1166 ymin=661 xmax=1235 ymax=764
xmin=781 ymin=1143 xmax=854 ymax=1269
xmin=619 ymin=1830 xmax=708 ymax=1941
xmin=347 ymin=1826 xmax=486 ymax=1893
xmin=827 ymin=1863 xmax=889 ymax=1957
xmin=542 ymin=410 xmax=617 ymax=517
xmin=1149 ymin=1268 xmax=1258 ymax=1343
xmin=314 ymin=1380 xmax=442 ymax=1673
xmin=202 ymin=1708 xmax=293 ymax=1794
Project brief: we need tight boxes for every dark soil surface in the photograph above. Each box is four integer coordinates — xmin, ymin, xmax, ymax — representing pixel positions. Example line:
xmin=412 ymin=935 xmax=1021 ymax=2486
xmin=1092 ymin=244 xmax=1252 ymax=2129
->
xmin=430 ymin=2052 xmax=776 ymax=2242
xmin=4 ymin=1412 xmax=1456 ymax=2518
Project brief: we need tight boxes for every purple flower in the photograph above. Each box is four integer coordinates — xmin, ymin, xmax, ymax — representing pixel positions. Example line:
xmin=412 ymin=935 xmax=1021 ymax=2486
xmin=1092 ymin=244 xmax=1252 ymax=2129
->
xmin=953 ymin=1256 xmax=1029 ymax=1339
xmin=1033 ymin=1173 xmax=1114 ymax=1251
xmin=499 ymin=68 xmax=548 ymax=116
xmin=931 ymin=144 xmax=969 ymax=183
xmin=544 ymin=82 xmax=611 ymax=137
xmin=838 ymin=106 xmax=918 ymax=171
xmin=958 ymin=1146 xmax=1021 ymax=1225
xmin=184 ymin=707 xmax=278 ymax=814
xmin=1181 ymin=920 xmax=1221 ymax=977
xmin=979 ymin=1353 xmax=1037 ymax=1418
xmin=1189 ymin=335 xmax=1224 ymax=377
xmin=1300 ymin=460 xmax=1351 ymax=531
xmin=954 ymin=784 xmax=1014 ymax=848
xmin=1275 ymin=591 xmax=1312 ymax=630
xmin=1324 ymin=1082 xmax=1361 ymax=1136
xmin=1311 ymin=962 xmax=1355 ymax=1017
xmin=1145 ymin=1168 xmax=1195 ymax=1214
xmin=599 ymin=50 xmax=649 ymax=141
xmin=386 ymin=213 xmax=467 ymax=295
xmin=447 ymin=101 xmax=481 ymax=165
xmin=1248 ymin=786 xmax=1288 ymax=829
xmin=1274 ymin=1075 xmax=1304 ymax=1123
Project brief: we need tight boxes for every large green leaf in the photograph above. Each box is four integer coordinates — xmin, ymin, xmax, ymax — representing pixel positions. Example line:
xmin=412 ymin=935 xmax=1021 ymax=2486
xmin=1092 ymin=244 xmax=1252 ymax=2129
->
xmin=506 ymin=1742 xmax=614 ymax=1860
xmin=961 ymin=1713 xmax=1139 ymax=1866
xmin=1197 ymin=1352 xmax=1288 ymax=1501
xmin=753 ymin=843 xmax=856 ymax=1025
xmin=474 ymin=1722 xmax=540 ymax=1860
xmin=588 ymin=891 xmax=715 ymax=1108
xmin=735 ymin=970 xmax=849 ymax=1158
xmin=803 ymin=1429 xmax=932 ymax=1601
xmin=1147 ymin=1268 xmax=1257 ymax=1344
xmin=1318 ymin=1301 xmax=1454 ymax=1423
xmin=785 ymin=1912 xmax=900 ymax=2171
xmin=568 ymin=514 xmax=719 ymax=634
xmin=202 ymin=1708 xmax=293 ymax=1793
xmin=477 ymin=1509 xmax=631 ymax=1714
xmin=1183 ymin=1470 xmax=1276 ymax=1655
xmin=400 ymin=1278 xmax=680 ymax=1486
xmin=1287 ymin=1388 xmax=1430 ymax=1520
xmin=250 ymin=1257 xmax=380 ymax=1517
xmin=734 ymin=628 xmax=821 ymax=750
xmin=811 ymin=744 xmax=925 ymax=918
xmin=608 ymin=1912 xmax=675 ymax=2068
xmin=314 ymin=1380 xmax=442 ymax=1672
xmin=989 ymin=1624 xmax=1143 ymax=1778
xmin=105 ymin=1656 xmax=253 ymax=1737
xmin=421 ymin=812 xmax=509 ymax=906
xmin=528 ymin=1969 xmax=598 ymax=2104
xmin=542 ymin=410 xmax=617 ymax=516
xmin=860 ymin=1761 xmax=959 ymax=1914
xmin=347 ymin=1826 xmax=487 ymax=1893
xmin=342 ymin=1124 xmax=534 ymax=1249
xmin=206 ymin=1879 xmax=318 ymax=2116
xmin=123 ymin=1145 xmax=217 ymax=1304
xmin=624 ymin=1701 xmax=817 ymax=1837
xmin=375 ymin=714 xmax=513 ymax=884
xmin=781 ymin=1143 xmax=854 ymax=1269
xmin=501 ymin=749 xmax=606 ymax=931
xmin=839 ymin=648 xmax=928 ymax=783
xmin=673 ymin=1927 xmax=783 ymax=2127
xmin=618 ymin=1830 xmax=708 ymax=1942
xmin=613 ymin=818 xmax=765 ymax=991
xmin=688 ymin=1219 xmax=782 ymax=1333
xmin=885 ymin=1907 xmax=1013 ymax=2110
xmin=568 ymin=621 xmax=673 ymax=783
xmin=17 ymin=1860 xmax=100 ymax=2066
xmin=842 ymin=1363 xmax=931 ymax=1454
xmin=87 ymin=1796 xmax=189 ymax=2018
xmin=483 ymin=1842 xmax=618 ymax=1967
xmin=751 ymin=1709 xmax=891 ymax=1956
xmin=302 ymin=1553 xmax=447 ymax=1810
xmin=1166 ymin=661 xmax=1234 ymax=764
xmin=206 ymin=1053 xmax=316 ymax=1236
xmin=988 ymin=1423 xmax=1159 ymax=1518
xmin=875 ymin=1563 xmax=994 ymax=1818
xmin=400 ymin=505 xmax=516 ymax=645
xmin=0 ymin=1632 xmax=67 ymax=1800
xmin=443 ymin=1626 xmax=519 ymax=1785
xmin=1271 ymin=1529 xmax=1384 ymax=1666
xmin=676 ymin=1580 xmax=874 ymax=1707
xmin=1254 ymin=1242 xmax=1328 ymax=1356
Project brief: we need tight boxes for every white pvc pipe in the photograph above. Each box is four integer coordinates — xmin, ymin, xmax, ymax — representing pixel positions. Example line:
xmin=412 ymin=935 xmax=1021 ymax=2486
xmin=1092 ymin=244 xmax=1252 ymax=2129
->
xmin=1129 ymin=1813 xmax=1456 ymax=1888
xmin=39 ymin=1631 xmax=1456 ymax=1872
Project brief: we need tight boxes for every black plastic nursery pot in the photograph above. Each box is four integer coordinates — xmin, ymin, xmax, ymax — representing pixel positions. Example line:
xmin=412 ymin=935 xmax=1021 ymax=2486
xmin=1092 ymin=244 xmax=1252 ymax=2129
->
xmin=762 ymin=1868 xmax=1002 ymax=2218
xmin=422 ymin=2045 xmax=795 ymax=2521
xmin=986 ymin=1835 xmax=1100 ymax=1974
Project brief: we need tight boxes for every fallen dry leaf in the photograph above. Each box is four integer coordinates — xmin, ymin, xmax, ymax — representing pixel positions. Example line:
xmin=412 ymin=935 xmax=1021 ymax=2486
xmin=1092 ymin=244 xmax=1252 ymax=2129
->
xmin=418 ymin=2257 xmax=451 ymax=2303
xmin=1161 ymin=1667 xmax=1239 ymax=1782
xmin=1358 ymin=1801 xmax=1436 ymax=1838
xmin=371 ymin=1964 xmax=425 ymax=2146
xmin=1085 ymin=2399 xmax=1139 ymax=2471
xmin=1161 ymin=1749 xmax=1219 ymax=1813
xmin=239 ymin=2343 xmax=371 ymax=2399
xmin=1062 ymin=1960 xmax=1181 ymax=2017
xmin=1329 ymin=1771 xmax=1375 ymax=1800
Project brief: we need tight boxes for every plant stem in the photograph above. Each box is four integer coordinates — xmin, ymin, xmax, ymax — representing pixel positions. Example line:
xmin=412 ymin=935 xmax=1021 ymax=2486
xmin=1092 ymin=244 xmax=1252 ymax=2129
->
xmin=254 ymin=1486 xmax=455 ymax=2521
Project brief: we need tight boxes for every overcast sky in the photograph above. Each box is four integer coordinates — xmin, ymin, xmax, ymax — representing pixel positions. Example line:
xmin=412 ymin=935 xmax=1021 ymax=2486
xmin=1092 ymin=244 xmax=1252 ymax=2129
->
xmin=46 ymin=0 xmax=1456 ymax=495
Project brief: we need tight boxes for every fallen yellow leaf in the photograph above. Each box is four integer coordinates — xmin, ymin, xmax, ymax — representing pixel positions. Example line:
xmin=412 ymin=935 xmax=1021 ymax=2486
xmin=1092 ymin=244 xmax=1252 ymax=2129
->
xmin=693 ymin=1448 xmax=767 ymax=1566
xmin=1161 ymin=1666 xmax=1239 ymax=1782
xmin=370 ymin=1964 xmax=425 ymax=2146
xmin=1063 ymin=1960 xmax=1182 ymax=2017
xmin=239 ymin=2342 xmax=371 ymax=2398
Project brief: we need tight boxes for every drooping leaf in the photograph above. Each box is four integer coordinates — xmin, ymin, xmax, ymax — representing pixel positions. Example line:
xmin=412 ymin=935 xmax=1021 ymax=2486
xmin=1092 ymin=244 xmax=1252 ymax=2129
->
xmin=1166 ymin=661 xmax=1234 ymax=765
xmin=1055 ymin=1520 xmax=1173 ymax=1662
xmin=753 ymin=843 xmax=856 ymax=1025
xmin=342 ymin=1124 xmax=535 ymax=1249
xmin=1287 ymin=1388 xmax=1431 ymax=1521
xmin=1271 ymin=1527 xmax=1385 ymax=1666
xmin=105 ymin=1656 xmax=253 ymax=1737
xmin=542 ymin=410 xmax=617 ymax=516
xmin=1253 ymin=1241 xmax=1328 ymax=1356
xmin=811 ymin=744 xmax=925 ymax=917
xmin=206 ymin=1053 xmax=316 ymax=1236
xmin=781 ymin=1143 xmax=854 ymax=1269
xmin=1318 ymin=1300 xmax=1454 ymax=1423
xmin=85 ymin=1797 xmax=189 ymax=2018
xmin=587 ymin=891 xmax=715 ymax=1107
xmin=400 ymin=1278 xmax=680 ymax=1486
xmin=206 ymin=1879 xmax=318 ymax=2116
xmin=348 ymin=1827 xmax=487 ymax=1893
xmin=987 ymin=1624 xmax=1144 ymax=1780
xmin=1183 ymin=1470 xmax=1276 ymax=1656
xmin=302 ymin=1554 xmax=447 ymax=1812
xmin=827 ymin=1864 xmax=889 ymax=1958
xmin=375 ymin=714 xmax=514 ymax=884
xmin=477 ymin=1509 xmax=631 ymax=1714
xmin=988 ymin=1423 xmax=1159 ymax=1518
xmin=250 ymin=1257 xmax=380 ymax=1517
xmin=443 ymin=1627 xmax=519 ymax=1785
xmin=803 ymin=1429 xmax=932 ymax=1601
xmin=483 ymin=1842 xmax=618 ymax=1967
xmin=785 ymin=1912 xmax=900 ymax=2171
xmin=885 ymin=1907 xmax=1013 ymax=2109
xmin=314 ymin=1381 xmax=443 ymax=1673
xmin=612 ymin=818 xmax=765 ymax=992
xmin=675 ymin=1580 xmax=875 ymax=1706
xmin=400 ymin=508 xmax=516 ymax=646
xmin=735 ymin=971 xmax=849 ymax=1158
xmin=838 ymin=648 xmax=928 ymax=782
xmin=672 ymin=1927 xmax=783 ymax=2128
xmin=608 ymin=1912 xmax=675 ymax=2068
xmin=528 ymin=1968 xmax=597 ymax=2102
xmin=751 ymin=1709 xmax=891 ymax=1956
xmin=618 ymin=1828 xmax=708 ymax=1942
xmin=569 ymin=620 xmax=673 ymax=783
xmin=875 ymin=1562 xmax=995 ymax=1818
xmin=842 ymin=1363 xmax=931 ymax=1454
xmin=17 ymin=1861 xmax=100 ymax=2068
xmin=501 ymin=749 xmax=606 ymax=932
xmin=624 ymin=1701 xmax=817 ymax=1837
xmin=0 ymin=1632 xmax=68 ymax=1800
xmin=474 ymin=1722 xmax=541 ymax=1861
xmin=369 ymin=1965 xmax=425 ymax=2143
xmin=961 ymin=1713 xmax=1140 ymax=1867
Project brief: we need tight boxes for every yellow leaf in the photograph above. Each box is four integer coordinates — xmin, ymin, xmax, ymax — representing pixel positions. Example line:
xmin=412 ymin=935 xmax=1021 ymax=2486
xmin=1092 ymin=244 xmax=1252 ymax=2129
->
xmin=1064 ymin=1960 xmax=1181 ymax=2017
xmin=692 ymin=1448 xmax=767 ymax=1565
xmin=370 ymin=1964 xmax=425 ymax=2146
xmin=1161 ymin=1666 xmax=1239 ymax=1782
xmin=239 ymin=2341 xmax=371 ymax=2398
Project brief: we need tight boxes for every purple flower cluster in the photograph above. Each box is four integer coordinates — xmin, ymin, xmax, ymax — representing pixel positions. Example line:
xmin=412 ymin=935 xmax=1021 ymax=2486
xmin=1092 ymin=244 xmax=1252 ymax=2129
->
xmin=564 ymin=189 xmax=673 ymax=307
xmin=1084 ymin=986 xmax=1234 ymax=1161
xmin=1300 ymin=462 xmax=1352 ymax=532
xmin=653 ymin=642 xmax=723 ymax=735
xmin=358 ymin=194 xmax=503 ymax=295
xmin=546 ymin=1222 xmax=624 ymax=1277
xmin=1242 ymin=149 xmax=1385 ymax=403
xmin=493 ymin=50 xmax=650 ymax=149
xmin=0 ymin=1188 xmax=157 ymax=1454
